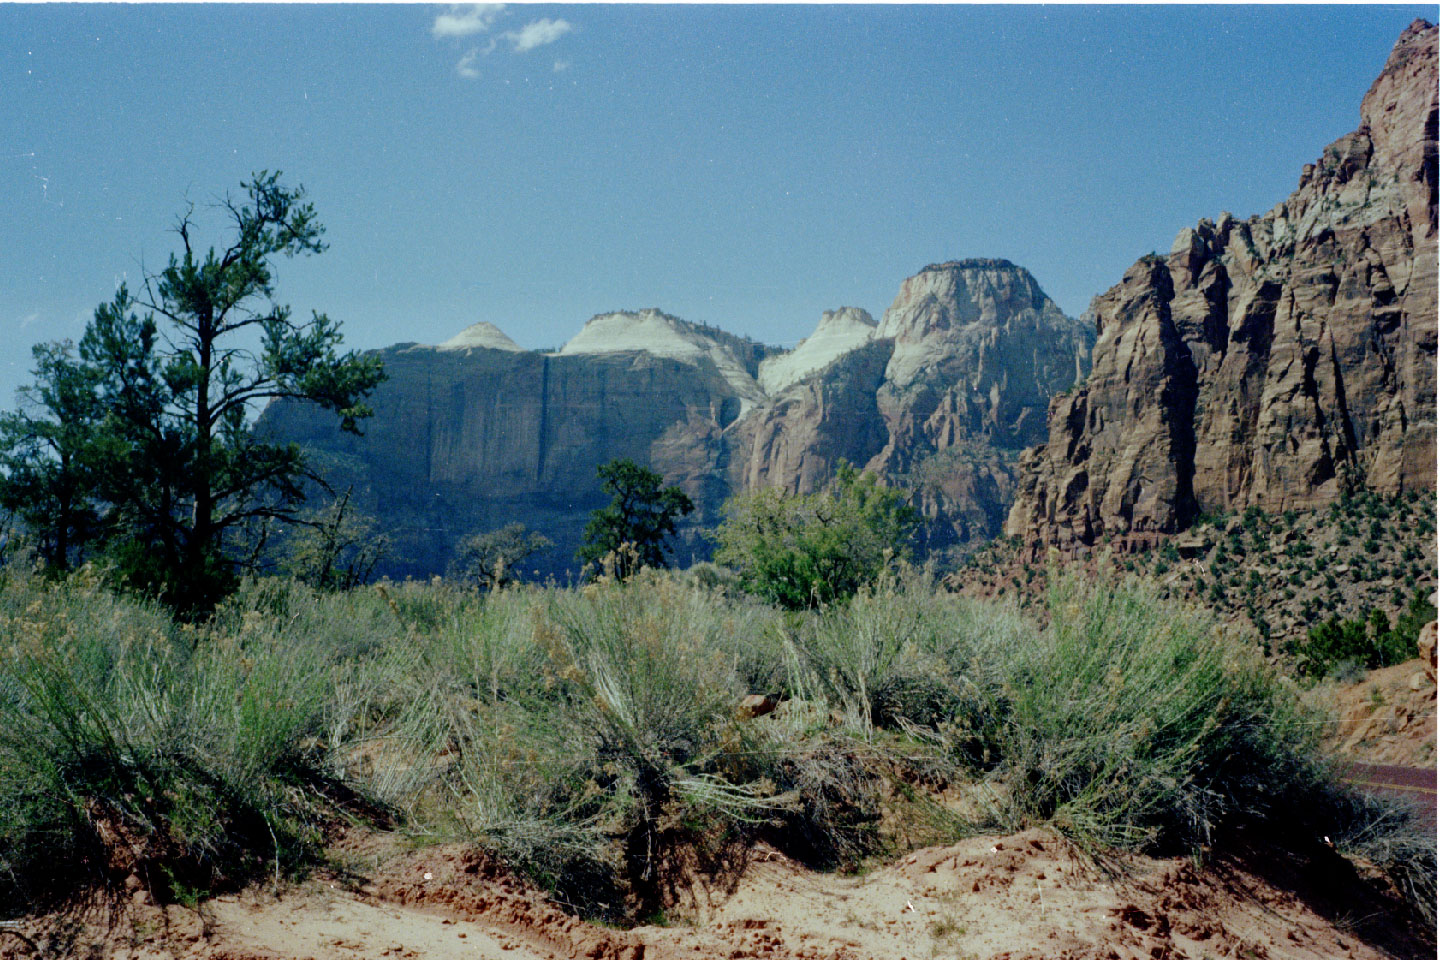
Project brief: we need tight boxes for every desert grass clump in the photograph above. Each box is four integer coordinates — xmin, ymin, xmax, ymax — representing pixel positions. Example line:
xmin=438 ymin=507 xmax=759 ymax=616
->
xmin=795 ymin=569 xmax=1025 ymax=762
xmin=432 ymin=571 xmax=790 ymax=919
xmin=4 ymin=553 xmax=1429 ymax=931
xmin=978 ymin=573 xmax=1323 ymax=852
xmin=0 ymin=566 xmax=348 ymax=913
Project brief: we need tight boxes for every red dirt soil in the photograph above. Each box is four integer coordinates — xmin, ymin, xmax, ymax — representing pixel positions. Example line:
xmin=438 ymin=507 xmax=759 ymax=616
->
xmin=4 ymin=825 xmax=1431 ymax=960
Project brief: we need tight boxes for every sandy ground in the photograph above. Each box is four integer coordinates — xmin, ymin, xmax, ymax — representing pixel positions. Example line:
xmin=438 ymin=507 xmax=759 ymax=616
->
xmin=6 ymin=824 xmax=1431 ymax=960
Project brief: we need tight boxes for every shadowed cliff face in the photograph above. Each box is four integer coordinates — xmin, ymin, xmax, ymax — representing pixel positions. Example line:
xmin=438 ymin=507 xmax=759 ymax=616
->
xmin=260 ymin=265 xmax=1092 ymax=579
xmin=1006 ymin=20 xmax=1439 ymax=556
xmin=257 ymin=341 xmax=751 ymax=579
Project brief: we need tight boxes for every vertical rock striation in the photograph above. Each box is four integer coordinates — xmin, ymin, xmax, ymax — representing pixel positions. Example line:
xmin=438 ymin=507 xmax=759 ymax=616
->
xmin=1006 ymin=20 xmax=1438 ymax=555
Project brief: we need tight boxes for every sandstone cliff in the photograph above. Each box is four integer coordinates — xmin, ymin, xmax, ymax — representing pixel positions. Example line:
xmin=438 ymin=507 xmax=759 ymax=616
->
xmin=260 ymin=264 xmax=1090 ymax=577
xmin=1006 ymin=20 xmax=1438 ymax=555
xmin=734 ymin=260 xmax=1092 ymax=553
xmin=258 ymin=324 xmax=761 ymax=579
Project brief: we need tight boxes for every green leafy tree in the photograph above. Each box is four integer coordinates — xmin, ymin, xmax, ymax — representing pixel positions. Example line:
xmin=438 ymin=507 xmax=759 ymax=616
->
xmin=712 ymin=462 xmax=921 ymax=610
xmin=577 ymin=459 xmax=694 ymax=579
xmin=451 ymin=522 xmax=553 ymax=589
xmin=0 ymin=343 xmax=103 ymax=571
xmin=2 ymin=173 xmax=385 ymax=612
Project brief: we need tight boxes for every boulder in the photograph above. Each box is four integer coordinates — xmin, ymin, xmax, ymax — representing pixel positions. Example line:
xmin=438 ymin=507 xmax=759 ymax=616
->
xmin=1418 ymin=620 xmax=1437 ymax=681
xmin=737 ymin=693 xmax=783 ymax=720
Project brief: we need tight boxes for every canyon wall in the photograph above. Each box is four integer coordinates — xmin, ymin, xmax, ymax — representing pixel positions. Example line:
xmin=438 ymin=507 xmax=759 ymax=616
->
xmin=1006 ymin=19 xmax=1438 ymax=556
xmin=261 ymin=263 xmax=1092 ymax=577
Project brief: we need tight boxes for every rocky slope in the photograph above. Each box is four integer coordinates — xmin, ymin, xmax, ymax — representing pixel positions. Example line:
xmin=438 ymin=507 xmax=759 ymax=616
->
xmin=956 ymin=489 xmax=1437 ymax=664
xmin=259 ymin=264 xmax=1091 ymax=578
xmin=1006 ymin=20 xmax=1439 ymax=556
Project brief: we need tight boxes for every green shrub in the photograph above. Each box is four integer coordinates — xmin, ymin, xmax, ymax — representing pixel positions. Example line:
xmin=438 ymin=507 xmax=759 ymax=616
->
xmin=1286 ymin=589 xmax=1434 ymax=678
xmin=980 ymin=574 xmax=1321 ymax=852
xmin=712 ymin=463 xmax=920 ymax=610
xmin=0 ymin=568 xmax=344 ymax=912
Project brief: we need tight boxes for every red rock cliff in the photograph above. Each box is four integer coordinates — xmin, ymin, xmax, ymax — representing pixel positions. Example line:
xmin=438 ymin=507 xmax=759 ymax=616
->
xmin=1006 ymin=20 xmax=1438 ymax=554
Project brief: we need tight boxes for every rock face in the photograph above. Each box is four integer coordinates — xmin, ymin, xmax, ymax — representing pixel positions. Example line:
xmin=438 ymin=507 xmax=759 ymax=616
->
xmin=757 ymin=307 xmax=877 ymax=394
xmin=1006 ymin=20 xmax=1438 ymax=555
xmin=736 ymin=260 xmax=1093 ymax=551
xmin=260 ymin=263 xmax=1090 ymax=578
xmin=259 ymin=314 xmax=773 ymax=579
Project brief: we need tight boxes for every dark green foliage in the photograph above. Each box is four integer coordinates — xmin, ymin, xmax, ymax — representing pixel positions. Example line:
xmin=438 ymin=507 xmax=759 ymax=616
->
xmin=0 ymin=174 xmax=385 ymax=614
xmin=1287 ymin=588 xmax=1436 ymax=677
xmin=0 ymin=343 xmax=103 ymax=570
xmin=577 ymin=459 xmax=694 ymax=579
xmin=451 ymin=522 xmax=553 ymax=589
xmin=711 ymin=462 xmax=921 ymax=610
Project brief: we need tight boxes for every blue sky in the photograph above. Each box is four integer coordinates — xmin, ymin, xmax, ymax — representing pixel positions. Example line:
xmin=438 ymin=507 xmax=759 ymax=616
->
xmin=2 ymin=4 xmax=1431 ymax=408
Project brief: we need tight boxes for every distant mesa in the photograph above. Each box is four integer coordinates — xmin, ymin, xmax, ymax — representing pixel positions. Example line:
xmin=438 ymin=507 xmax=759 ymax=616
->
xmin=437 ymin=321 xmax=524 ymax=352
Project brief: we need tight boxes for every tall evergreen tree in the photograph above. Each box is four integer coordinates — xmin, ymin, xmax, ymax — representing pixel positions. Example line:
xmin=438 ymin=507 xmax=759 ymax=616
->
xmin=0 ymin=342 xmax=103 ymax=571
xmin=0 ymin=173 xmax=385 ymax=612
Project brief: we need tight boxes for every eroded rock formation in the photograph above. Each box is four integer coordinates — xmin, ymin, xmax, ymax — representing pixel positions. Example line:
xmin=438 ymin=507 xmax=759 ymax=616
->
xmin=260 ymin=264 xmax=1091 ymax=577
xmin=1006 ymin=19 xmax=1438 ymax=555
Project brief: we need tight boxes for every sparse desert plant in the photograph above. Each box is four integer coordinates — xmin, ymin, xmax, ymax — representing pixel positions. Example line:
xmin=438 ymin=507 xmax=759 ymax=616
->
xmin=450 ymin=522 xmax=553 ymax=590
xmin=280 ymin=487 xmax=390 ymax=591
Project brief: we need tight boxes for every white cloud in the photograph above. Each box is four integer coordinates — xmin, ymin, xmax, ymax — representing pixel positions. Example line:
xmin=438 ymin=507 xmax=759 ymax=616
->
xmin=432 ymin=4 xmax=505 ymax=39
xmin=504 ymin=18 xmax=572 ymax=53
xmin=456 ymin=48 xmax=482 ymax=79
xmin=553 ymin=59 xmax=570 ymax=73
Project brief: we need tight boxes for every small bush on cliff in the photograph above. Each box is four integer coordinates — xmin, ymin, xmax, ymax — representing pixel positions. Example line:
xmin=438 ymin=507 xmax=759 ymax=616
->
xmin=711 ymin=463 xmax=920 ymax=610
